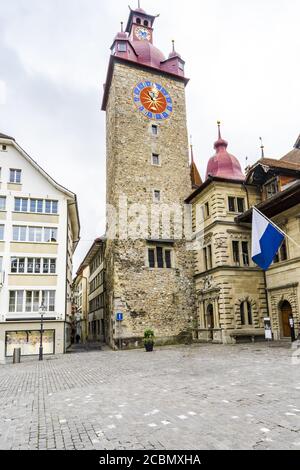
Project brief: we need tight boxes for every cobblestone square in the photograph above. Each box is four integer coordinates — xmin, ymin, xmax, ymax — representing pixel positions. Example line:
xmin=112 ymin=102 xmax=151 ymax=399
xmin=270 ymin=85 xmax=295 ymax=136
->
xmin=0 ymin=343 xmax=299 ymax=450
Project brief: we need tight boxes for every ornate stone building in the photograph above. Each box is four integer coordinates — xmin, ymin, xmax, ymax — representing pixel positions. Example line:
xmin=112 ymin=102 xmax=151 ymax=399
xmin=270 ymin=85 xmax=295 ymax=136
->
xmin=187 ymin=129 xmax=300 ymax=343
xmin=101 ymin=6 xmax=196 ymax=348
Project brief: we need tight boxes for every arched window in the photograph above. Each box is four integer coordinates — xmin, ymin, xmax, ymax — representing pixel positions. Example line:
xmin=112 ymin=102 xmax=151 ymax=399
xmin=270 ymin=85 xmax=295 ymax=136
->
xmin=136 ymin=18 xmax=141 ymax=25
xmin=240 ymin=301 xmax=253 ymax=326
xmin=144 ymin=20 xmax=149 ymax=27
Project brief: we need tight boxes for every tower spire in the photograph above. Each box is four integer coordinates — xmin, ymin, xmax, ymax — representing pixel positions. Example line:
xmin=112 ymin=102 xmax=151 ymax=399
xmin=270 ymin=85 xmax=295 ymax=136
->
xmin=260 ymin=137 xmax=265 ymax=158
xmin=172 ymin=40 xmax=175 ymax=53
xmin=121 ymin=21 xmax=124 ymax=32
xmin=217 ymin=121 xmax=222 ymax=140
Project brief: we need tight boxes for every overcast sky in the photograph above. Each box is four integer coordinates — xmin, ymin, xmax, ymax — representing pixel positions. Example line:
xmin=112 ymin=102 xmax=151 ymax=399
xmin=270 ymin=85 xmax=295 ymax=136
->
xmin=0 ymin=0 xmax=299 ymax=271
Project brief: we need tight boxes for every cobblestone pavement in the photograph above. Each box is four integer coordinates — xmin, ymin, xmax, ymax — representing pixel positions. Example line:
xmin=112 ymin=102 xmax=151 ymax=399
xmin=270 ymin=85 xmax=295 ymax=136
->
xmin=0 ymin=343 xmax=299 ymax=450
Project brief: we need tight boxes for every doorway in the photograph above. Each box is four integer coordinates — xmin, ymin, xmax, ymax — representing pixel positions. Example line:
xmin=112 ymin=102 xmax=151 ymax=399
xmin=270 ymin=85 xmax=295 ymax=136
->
xmin=280 ymin=300 xmax=293 ymax=338
xmin=206 ymin=304 xmax=214 ymax=340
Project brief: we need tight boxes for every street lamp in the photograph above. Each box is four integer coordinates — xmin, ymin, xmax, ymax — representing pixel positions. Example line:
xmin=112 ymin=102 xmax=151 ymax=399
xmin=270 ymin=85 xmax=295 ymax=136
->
xmin=39 ymin=301 xmax=47 ymax=361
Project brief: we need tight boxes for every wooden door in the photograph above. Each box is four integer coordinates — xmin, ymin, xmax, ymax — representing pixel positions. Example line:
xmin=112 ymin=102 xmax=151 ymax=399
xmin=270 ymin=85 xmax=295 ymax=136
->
xmin=281 ymin=301 xmax=292 ymax=338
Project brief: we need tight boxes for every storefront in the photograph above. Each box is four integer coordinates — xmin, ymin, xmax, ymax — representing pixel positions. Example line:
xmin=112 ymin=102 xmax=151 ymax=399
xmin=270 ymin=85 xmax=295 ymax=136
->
xmin=5 ymin=330 xmax=55 ymax=357
xmin=0 ymin=321 xmax=65 ymax=363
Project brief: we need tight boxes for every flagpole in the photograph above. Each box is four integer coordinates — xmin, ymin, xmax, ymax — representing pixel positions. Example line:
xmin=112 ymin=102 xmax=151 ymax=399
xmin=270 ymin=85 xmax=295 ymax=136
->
xmin=253 ymin=206 xmax=300 ymax=249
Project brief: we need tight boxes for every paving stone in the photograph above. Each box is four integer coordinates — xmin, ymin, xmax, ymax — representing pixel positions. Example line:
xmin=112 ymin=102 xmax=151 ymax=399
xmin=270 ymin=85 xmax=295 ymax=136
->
xmin=0 ymin=343 xmax=298 ymax=450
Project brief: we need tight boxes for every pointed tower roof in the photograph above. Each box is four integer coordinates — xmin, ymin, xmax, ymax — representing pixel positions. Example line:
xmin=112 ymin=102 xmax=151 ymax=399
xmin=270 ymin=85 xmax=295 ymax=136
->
xmin=190 ymin=144 xmax=202 ymax=189
xmin=280 ymin=132 xmax=300 ymax=165
xmin=205 ymin=122 xmax=244 ymax=181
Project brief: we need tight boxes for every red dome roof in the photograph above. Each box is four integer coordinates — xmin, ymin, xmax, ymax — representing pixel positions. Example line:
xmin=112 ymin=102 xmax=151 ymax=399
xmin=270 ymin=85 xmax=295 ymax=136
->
xmin=206 ymin=125 xmax=244 ymax=181
xmin=132 ymin=40 xmax=165 ymax=68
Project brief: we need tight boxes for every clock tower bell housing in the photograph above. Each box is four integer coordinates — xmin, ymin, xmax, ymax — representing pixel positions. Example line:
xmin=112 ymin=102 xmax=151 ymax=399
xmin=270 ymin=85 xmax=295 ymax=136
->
xmin=102 ymin=6 xmax=196 ymax=348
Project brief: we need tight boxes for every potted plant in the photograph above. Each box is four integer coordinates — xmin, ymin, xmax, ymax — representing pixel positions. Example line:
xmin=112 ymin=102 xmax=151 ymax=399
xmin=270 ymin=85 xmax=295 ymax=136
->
xmin=144 ymin=329 xmax=155 ymax=352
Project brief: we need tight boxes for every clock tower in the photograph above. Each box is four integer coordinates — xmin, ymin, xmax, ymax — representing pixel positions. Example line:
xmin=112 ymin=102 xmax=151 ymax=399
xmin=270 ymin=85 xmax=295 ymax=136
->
xmin=102 ymin=5 xmax=196 ymax=349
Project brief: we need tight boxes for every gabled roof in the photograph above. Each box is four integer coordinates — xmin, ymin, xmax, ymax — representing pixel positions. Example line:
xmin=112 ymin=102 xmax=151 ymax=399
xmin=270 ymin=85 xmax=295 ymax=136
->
xmin=0 ymin=132 xmax=15 ymax=141
xmin=76 ymin=237 xmax=105 ymax=276
xmin=0 ymin=133 xmax=81 ymax=245
xmin=236 ymin=180 xmax=300 ymax=223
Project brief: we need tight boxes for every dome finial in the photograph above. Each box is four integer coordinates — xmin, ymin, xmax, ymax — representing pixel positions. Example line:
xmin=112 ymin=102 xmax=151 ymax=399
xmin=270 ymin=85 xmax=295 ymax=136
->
xmin=217 ymin=121 xmax=222 ymax=139
xmin=121 ymin=21 xmax=124 ymax=32
xmin=259 ymin=137 xmax=265 ymax=158
xmin=138 ymin=0 xmax=141 ymax=8
xmin=172 ymin=39 xmax=175 ymax=52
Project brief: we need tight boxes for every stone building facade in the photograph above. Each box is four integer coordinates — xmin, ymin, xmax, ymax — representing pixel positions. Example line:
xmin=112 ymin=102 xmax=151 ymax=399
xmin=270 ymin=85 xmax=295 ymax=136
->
xmin=188 ymin=130 xmax=300 ymax=344
xmin=101 ymin=7 xmax=195 ymax=348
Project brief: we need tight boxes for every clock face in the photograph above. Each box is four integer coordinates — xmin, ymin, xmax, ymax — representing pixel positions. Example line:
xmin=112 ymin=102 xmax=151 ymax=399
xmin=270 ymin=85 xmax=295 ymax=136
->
xmin=135 ymin=27 xmax=151 ymax=41
xmin=133 ymin=81 xmax=173 ymax=120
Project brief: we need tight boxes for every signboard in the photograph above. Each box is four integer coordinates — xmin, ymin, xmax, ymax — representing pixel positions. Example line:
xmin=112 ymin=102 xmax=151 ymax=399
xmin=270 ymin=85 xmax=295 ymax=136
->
xmin=264 ymin=318 xmax=273 ymax=340
xmin=116 ymin=313 xmax=123 ymax=322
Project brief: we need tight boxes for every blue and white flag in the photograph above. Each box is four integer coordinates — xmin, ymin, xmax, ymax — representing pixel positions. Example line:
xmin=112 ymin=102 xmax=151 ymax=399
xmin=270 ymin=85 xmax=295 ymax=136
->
xmin=252 ymin=208 xmax=284 ymax=270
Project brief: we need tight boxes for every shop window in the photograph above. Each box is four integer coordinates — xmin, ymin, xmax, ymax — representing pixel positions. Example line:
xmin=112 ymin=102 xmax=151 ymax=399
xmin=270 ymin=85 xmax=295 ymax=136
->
xmin=5 ymin=330 xmax=55 ymax=357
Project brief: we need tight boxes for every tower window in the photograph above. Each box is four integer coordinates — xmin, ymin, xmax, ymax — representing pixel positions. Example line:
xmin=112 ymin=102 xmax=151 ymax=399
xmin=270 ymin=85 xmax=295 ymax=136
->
xmin=152 ymin=154 xmax=160 ymax=166
xmin=151 ymin=125 xmax=158 ymax=135
xmin=136 ymin=18 xmax=141 ymax=25
xmin=203 ymin=245 xmax=213 ymax=271
xmin=117 ymin=42 xmax=127 ymax=52
xmin=1 ymin=144 xmax=7 ymax=151
xmin=147 ymin=246 xmax=173 ymax=269
xmin=144 ymin=20 xmax=149 ymax=27
xmin=153 ymin=190 xmax=161 ymax=203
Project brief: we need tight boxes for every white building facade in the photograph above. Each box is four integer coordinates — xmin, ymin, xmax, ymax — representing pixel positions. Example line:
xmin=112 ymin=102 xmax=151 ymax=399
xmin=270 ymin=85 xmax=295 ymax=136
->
xmin=0 ymin=132 xmax=80 ymax=363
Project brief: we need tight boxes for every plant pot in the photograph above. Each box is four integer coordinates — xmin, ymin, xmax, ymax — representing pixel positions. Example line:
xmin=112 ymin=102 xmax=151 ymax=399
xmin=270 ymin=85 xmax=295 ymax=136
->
xmin=145 ymin=342 xmax=154 ymax=352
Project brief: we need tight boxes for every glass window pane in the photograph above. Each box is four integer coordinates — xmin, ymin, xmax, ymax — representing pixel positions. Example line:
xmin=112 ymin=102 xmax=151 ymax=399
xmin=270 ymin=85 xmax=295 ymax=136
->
xmin=15 ymin=198 xmax=21 ymax=211
xmin=35 ymin=258 xmax=41 ymax=273
xmin=16 ymin=291 xmax=23 ymax=312
xmin=9 ymin=291 xmax=16 ymax=312
xmin=27 ymin=258 xmax=34 ymax=274
xmin=45 ymin=201 xmax=51 ymax=213
xmin=148 ymin=249 xmax=155 ymax=268
xmin=43 ymin=259 xmax=49 ymax=273
xmin=21 ymin=199 xmax=28 ymax=212
xmin=13 ymin=226 xmax=19 ymax=241
xmin=228 ymin=197 xmax=236 ymax=212
xmin=165 ymin=250 xmax=172 ymax=269
xmin=11 ymin=258 xmax=18 ymax=273
xmin=156 ymin=247 xmax=164 ymax=268
xmin=20 ymin=227 xmax=26 ymax=241
xmin=30 ymin=199 xmax=36 ymax=212
xmin=232 ymin=241 xmax=240 ymax=265
xmin=0 ymin=225 xmax=4 ymax=240
xmin=28 ymin=227 xmax=35 ymax=242
xmin=26 ymin=291 xmax=32 ymax=312
xmin=37 ymin=200 xmax=43 ymax=213
xmin=0 ymin=197 xmax=6 ymax=211
xmin=237 ymin=198 xmax=245 ymax=213
xmin=33 ymin=291 xmax=40 ymax=312
xmin=50 ymin=259 xmax=56 ymax=273
xmin=52 ymin=201 xmax=58 ymax=214
xmin=19 ymin=258 xmax=25 ymax=273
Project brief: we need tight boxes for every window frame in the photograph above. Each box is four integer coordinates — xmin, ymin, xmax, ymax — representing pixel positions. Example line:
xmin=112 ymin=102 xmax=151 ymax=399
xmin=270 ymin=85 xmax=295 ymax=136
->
xmin=9 ymin=169 xmax=22 ymax=184
xmin=0 ymin=196 xmax=6 ymax=211
xmin=147 ymin=246 xmax=173 ymax=269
